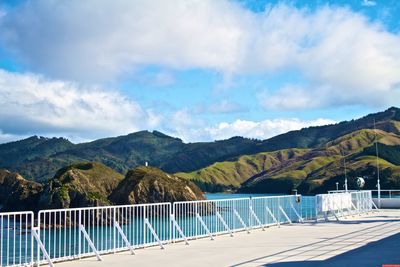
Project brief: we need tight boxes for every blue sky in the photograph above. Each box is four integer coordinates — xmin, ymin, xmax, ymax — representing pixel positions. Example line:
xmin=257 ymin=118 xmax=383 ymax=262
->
xmin=0 ymin=0 xmax=399 ymax=143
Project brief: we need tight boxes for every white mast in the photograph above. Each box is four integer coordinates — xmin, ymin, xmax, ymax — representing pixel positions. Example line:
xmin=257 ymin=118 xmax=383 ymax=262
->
xmin=341 ymin=151 xmax=348 ymax=192
xmin=374 ymin=119 xmax=381 ymax=207
xmin=344 ymin=154 xmax=348 ymax=192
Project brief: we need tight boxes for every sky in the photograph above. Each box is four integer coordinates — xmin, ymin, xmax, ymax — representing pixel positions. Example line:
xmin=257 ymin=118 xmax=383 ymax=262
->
xmin=0 ymin=0 xmax=399 ymax=143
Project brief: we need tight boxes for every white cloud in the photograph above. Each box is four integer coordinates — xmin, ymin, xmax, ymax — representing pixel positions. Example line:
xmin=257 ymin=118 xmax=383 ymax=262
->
xmin=0 ymin=0 xmax=249 ymax=82
xmin=162 ymin=108 xmax=335 ymax=142
xmin=0 ymin=69 xmax=159 ymax=140
xmin=1 ymin=1 xmax=399 ymax=109
xmin=0 ymin=69 xmax=335 ymax=144
xmin=205 ymin=118 xmax=335 ymax=141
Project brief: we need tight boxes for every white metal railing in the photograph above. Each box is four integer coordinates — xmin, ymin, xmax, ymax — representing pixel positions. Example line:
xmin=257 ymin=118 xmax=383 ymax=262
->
xmin=329 ymin=189 xmax=400 ymax=199
xmin=371 ymin=189 xmax=400 ymax=199
xmin=36 ymin=203 xmax=171 ymax=264
xmin=0 ymin=192 xmax=375 ymax=266
xmin=315 ymin=191 xmax=374 ymax=221
xmin=0 ymin=212 xmax=34 ymax=267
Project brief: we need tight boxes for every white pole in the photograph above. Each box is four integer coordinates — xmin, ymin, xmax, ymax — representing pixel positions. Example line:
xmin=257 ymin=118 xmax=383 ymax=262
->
xmin=374 ymin=119 xmax=381 ymax=208
xmin=342 ymin=152 xmax=348 ymax=192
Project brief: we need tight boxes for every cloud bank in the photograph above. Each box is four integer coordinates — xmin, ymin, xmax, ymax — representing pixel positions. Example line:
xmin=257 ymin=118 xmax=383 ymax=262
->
xmin=0 ymin=69 xmax=335 ymax=143
xmin=163 ymin=109 xmax=335 ymax=142
xmin=0 ymin=69 xmax=159 ymax=140
xmin=1 ymin=0 xmax=400 ymax=110
xmin=0 ymin=1 xmax=397 ymax=143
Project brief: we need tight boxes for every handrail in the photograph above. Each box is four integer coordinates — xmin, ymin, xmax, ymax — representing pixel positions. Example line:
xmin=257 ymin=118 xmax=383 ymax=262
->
xmin=0 ymin=193 xmax=373 ymax=267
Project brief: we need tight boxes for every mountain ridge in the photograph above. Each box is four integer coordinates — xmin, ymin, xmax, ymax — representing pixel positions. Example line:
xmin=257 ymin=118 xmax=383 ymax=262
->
xmin=0 ymin=107 xmax=399 ymax=189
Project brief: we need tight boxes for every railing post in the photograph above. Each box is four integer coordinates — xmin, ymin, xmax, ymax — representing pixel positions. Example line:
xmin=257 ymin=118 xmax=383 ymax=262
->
xmin=31 ymin=216 xmax=34 ymax=266
xmin=315 ymin=195 xmax=318 ymax=222
xmin=36 ymin=213 xmax=41 ymax=265
xmin=113 ymin=207 xmax=117 ymax=253
xmin=195 ymin=202 xmax=198 ymax=239
xmin=170 ymin=204 xmax=174 ymax=243
xmin=78 ymin=209 xmax=82 ymax=258
xmin=143 ymin=206 xmax=146 ymax=246
xmin=249 ymin=198 xmax=253 ymax=229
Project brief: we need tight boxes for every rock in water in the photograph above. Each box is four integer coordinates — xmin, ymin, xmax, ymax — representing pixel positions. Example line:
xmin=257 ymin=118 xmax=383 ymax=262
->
xmin=109 ymin=166 xmax=204 ymax=204
xmin=38 ymin=162 xmax=124 ymax=209
xmin=0 ymin=169 xmax=43 ymax=211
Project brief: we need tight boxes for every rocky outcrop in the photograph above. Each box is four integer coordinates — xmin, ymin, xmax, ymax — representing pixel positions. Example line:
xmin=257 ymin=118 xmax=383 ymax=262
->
xmin=38 ymin=162 xmax=124 ymax=209
xmin=1 ymin=163 xmax=205 ymax=212
xmin=109 ymin=166 xmax=204 ymax=204
xmin=0 ymin=169 xmax=43 ymax=211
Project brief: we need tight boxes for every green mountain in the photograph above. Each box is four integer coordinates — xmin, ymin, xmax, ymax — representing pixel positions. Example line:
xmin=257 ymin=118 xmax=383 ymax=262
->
xmin=238 ymin=129 xmax=400 ymax=194
xmin=0 ymin=131 xmax=266 ymax=182
xmin=176 ymin=107 xmax=400 ymax=193
xmin=179 ymin=128 xmax=400 ymax=193
xmin=0 ymin=107 xmax=399 ymax=193
xmin=0 ymin=136 xmax=73 ymax=167
xmin=176 ymin=148 xmax=309 ymax=192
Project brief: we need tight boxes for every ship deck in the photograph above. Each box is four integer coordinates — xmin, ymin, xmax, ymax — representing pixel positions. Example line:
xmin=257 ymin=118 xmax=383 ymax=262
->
xmin=57 ymin=210 xmax=400 ymax=267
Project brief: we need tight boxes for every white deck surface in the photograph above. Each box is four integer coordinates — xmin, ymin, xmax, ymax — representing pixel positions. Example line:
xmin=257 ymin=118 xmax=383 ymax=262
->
xmin=58 ymin=210 xmax=400 ymax=267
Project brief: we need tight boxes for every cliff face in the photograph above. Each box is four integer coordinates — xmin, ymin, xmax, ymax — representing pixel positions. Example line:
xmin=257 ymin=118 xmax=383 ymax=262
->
xmin=0 ymin=169 xmax=43 ymax=211
xmin=1 ymin=163 xmax=205 ymax=211
xmin=38 ymin=162 xmax=124 ymax=209
xmin=109 ymin=166 xmax=204 ymax=205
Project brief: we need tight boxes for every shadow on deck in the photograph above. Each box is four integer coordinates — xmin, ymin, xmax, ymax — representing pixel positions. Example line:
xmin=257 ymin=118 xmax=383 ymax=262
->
xmin=232 ymin=217 xmax=400 ymax=267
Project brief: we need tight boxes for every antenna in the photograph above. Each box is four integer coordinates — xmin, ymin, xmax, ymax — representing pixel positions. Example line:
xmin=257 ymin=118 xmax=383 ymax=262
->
xmin=341 ymin=150 xmax=348 ymax=192
xmin=374 ymin=119 xmax=381 ymax=207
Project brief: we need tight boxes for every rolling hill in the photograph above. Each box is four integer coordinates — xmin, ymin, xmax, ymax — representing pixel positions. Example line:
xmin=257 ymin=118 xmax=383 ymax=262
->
xmin=0 ymin=107 xmax=399 ymax=194
xmin=191 ymin=129 xmax=400 ymax=194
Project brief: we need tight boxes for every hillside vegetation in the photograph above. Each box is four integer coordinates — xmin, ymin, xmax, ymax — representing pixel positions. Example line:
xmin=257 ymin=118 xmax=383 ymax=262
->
xmin=0 ymin=107 xmax=399 ymax=195
xmin=0 ymin=163 xmax=204 ymax=210
xmin=110 ymin=166 xmax=204 ymax=204
xmin=176 ymin=148 xmax=309 ymax=192
xmin=0 ymin=169 xmax=43 ymax=211
xmin=0 ymin=107 xmax=399 ymax=183
xmin=178 ymin=128 xmax=400 ymax=193
xmin=239 ymin=129 xmax=400 ymax=194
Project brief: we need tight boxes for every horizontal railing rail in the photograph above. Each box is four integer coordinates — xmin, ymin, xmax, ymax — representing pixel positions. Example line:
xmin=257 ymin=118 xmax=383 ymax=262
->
xmin=371 ymin=189 xmax=400 ymax=199
xmin=0 ymin=192 xmax=374 ymax=267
